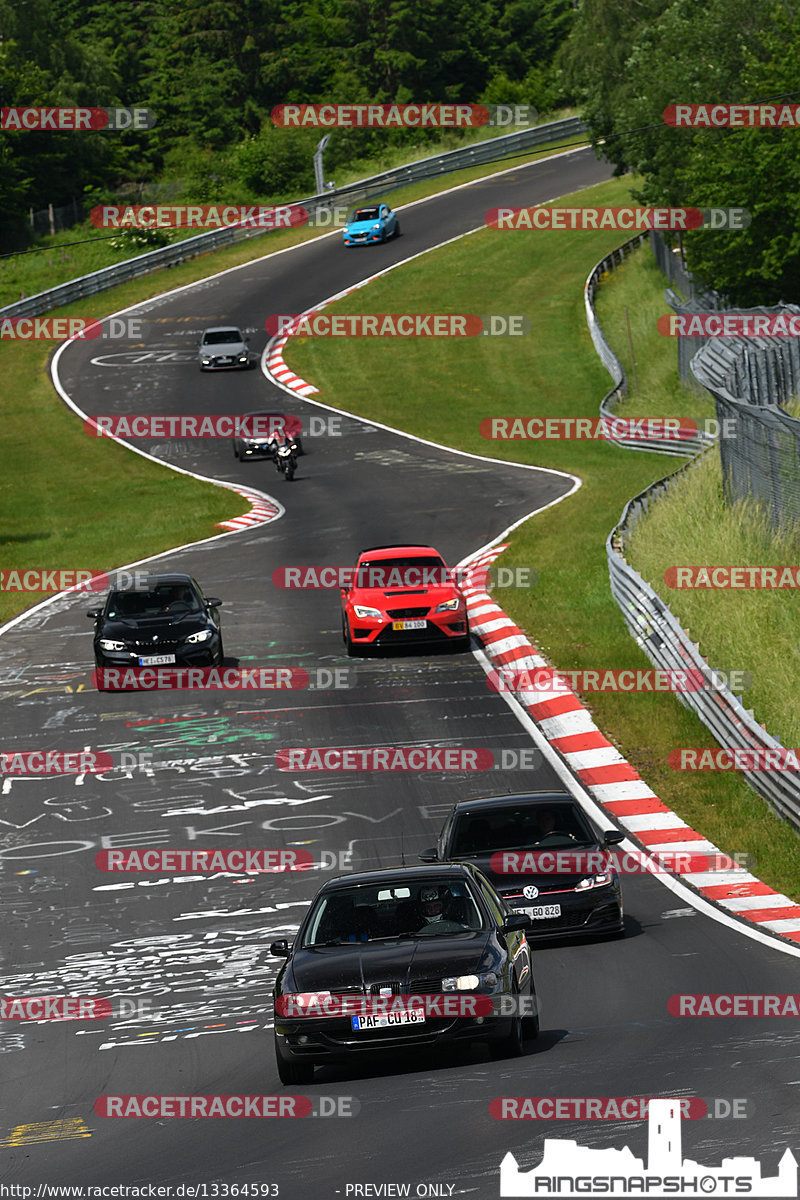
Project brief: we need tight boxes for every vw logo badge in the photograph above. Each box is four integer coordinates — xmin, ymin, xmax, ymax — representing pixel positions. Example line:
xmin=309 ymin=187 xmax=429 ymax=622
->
xmin=523 ymin=885 xmax=539 ymax=900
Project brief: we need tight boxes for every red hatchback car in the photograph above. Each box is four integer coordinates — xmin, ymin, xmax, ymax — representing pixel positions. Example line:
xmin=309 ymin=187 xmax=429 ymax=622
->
xmin=341 ymin=544 xmax=470 ymax=655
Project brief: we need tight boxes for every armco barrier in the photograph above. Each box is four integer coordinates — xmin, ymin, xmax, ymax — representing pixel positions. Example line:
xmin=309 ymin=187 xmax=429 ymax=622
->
xmin=0 ymin=116 xmax=587 ymax=322
xmin=590 ymin=241 xmax=800 ymax=833
xmin=584 ymin=232 xmax=714 ymax=457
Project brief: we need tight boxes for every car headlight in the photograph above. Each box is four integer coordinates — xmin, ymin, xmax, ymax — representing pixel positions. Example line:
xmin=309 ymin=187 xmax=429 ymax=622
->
xmin=575 ymin=872 xmax=614 ymax=890
xmin=441 ymin=972 xmax=498 ymax=991
xmin=238 ymin=353 xmax=248 ymax=361
xmin=434 ymin=598 xmax=462 ymax=613
xmin=353 ymin=604 xmax=382 ymax=619
xmin=201 ymin=358 xmax=212 ymax=365
xmin=185 ymin=629 xmax=213 ymax=644
xmin=372 ymin=223 xmax=381 ymax=231
xmin=99 ymin=638 xmax=126 ymax=651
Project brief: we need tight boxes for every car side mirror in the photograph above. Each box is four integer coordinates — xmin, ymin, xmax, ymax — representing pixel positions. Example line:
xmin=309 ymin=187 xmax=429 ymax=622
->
xmin=269 ymin=939 xmax=290 ymax=957
xmin=603 ymin=830 xmax=625 ymax=846
xmin=87 ymin=608 xmax=102 ymax=619
xmin=418 ymin=848 xmax=438 ymax=863
xmin=502 ymin=913 xmax=530 ymax=933
xmin=205 ymin=598 xmax=222 ymax=608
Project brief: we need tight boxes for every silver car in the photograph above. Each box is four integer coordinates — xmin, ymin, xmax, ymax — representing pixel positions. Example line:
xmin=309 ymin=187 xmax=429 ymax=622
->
xmin=198 ymin=326 xmax=252 ymax=370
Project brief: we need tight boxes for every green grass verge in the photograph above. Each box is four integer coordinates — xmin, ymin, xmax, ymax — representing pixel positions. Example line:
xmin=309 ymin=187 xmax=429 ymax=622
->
xmin=1 ymin=120 xmax=585 ymax=309
xmin=284 ymin=175 xmax=800 ymax=900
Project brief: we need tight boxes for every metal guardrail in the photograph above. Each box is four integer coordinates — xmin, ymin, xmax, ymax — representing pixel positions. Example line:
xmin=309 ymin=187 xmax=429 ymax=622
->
xmin=584 ymin=232 xmax=714 ymax=457
xmin=1 ymin=115 xmax=587 ymax=322
xmin=607 ymin=485 xmax=800 ymax=833
xmin=592 ymin=241 xmax=800 ymax=832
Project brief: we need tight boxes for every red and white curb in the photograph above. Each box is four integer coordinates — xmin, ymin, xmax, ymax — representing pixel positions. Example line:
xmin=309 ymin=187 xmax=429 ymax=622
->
xmin=459 ymin=544 xmax=800 ymax=946
xmin=265 ymin=329 xmax=319 ymax=398
xmin=216 ymin=486 xmax=282 ymax=531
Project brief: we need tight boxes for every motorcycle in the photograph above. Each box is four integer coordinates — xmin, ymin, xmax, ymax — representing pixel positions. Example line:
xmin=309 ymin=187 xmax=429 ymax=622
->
xmin=271 ymin=436 xmax=298 ymax=481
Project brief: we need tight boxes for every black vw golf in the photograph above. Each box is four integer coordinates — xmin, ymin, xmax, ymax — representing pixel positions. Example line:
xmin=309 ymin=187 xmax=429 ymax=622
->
xmin=88 ymin=573 xmax=224 ymax=674
xmin=271 ymin=864 xmax=536 ymax=1084
xmin=420 ymin=792 xmax=625 ymax=941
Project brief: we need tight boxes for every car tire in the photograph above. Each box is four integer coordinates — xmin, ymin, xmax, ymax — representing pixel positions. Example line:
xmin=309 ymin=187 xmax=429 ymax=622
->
xmin=343 ymin=614 xmax=356 ymax=657
xmin=489 ymin=980 xmax=524 ymax=1060
xmin=274 ymin=1032 xmax=315 ymax=1086
xmin=394 ymin=221 xmax=400 ymax=238
xmin=214 ymin=640 xmax=225 ymax=668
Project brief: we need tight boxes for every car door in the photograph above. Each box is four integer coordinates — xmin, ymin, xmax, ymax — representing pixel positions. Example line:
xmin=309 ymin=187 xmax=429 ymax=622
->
xmin=475 ymin=875 xmax=531 ymax=991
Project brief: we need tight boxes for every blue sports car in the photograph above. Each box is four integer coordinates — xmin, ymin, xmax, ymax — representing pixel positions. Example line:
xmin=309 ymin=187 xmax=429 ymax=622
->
xmin=343 ymin=202 xmax=400 ymax=246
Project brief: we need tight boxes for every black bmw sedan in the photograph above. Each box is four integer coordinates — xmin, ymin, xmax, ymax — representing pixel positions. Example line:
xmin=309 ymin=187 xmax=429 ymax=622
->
xmin=420 ymin=791 xmax=625 ymax=941
xmin=88 ymin=573 xmax=224 ymax=673
xmin=270 ymin=864 xmax=537 ymax=1084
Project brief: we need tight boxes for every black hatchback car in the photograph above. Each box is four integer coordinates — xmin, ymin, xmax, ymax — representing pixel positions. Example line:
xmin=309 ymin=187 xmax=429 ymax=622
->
xmin=88 ymin=574 xmax=224 ymax=672
xmin=270 ymin=864 xmax=536 ymax=1084
xmin=420 ymin=792 xmax=625 ymax=941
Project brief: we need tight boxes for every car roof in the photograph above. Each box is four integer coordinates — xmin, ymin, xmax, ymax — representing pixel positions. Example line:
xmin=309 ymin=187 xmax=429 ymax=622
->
xmin=316 ymin=863 xmax=478 ymax=894
xmin=357 ymin=544 xmax=441 ymax=560
xmin=450 ymin=791 xmax=578 ymax=815
xmin=202 ymin=326 xmax=243 ymax=334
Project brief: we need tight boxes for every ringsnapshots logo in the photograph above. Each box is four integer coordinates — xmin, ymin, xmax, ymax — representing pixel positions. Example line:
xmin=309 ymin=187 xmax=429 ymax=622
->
xmin=486 ymin=206 xmax=750 ymax=231
xmin=664 ymin=102 xmax=800 ymax=127
xmin=271 ymin=103 xmax=537 ymax=128
xmin=498 ymin=1097 xmax=797 ymax=1197
xmin=266 ymin=314 xmax=529 ymax=337
xmin=1 ymin=107 xmax=155 ymax=131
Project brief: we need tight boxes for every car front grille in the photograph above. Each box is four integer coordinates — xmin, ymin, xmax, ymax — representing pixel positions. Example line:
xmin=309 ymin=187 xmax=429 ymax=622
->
xmin=386 ymin=607 xmax=430 ymax=618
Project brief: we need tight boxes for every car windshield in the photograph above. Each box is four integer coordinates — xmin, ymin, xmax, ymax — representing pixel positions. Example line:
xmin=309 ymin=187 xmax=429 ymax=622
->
xmin=450 ymin=803 xmax=597 ymax=855
xmin=351 ymin=208 xmax=379 ymax=221
xmin=107 ymin=584 xmax=202 ymax=618
xmin=356 ymin=556 xmax=450 ymax=589
xmin=202 ymin=330 xmax=242 ymax=345
xmin=302 ymin=880 xmax=485 ymax=946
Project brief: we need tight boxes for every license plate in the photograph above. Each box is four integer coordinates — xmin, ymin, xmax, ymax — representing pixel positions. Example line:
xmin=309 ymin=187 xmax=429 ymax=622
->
xmin=392 ymin=620 xmax=427 ymax=631
xmin=351 ymin=1010 xmax=425 ymax=1031
xmin=138 ymin=654 xmax=176 ymax=666
xmin=218 ymin=356 xmax=232 ymax=363
xmin=522 ymin=904 xmax=561 ymax=919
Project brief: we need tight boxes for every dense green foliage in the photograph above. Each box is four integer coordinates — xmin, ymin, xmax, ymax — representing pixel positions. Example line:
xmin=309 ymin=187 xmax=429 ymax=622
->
xmin=0 ymin=0 xmax=574 ymax=249
xmin=560 ymin=0 xmax=800 ymax=304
